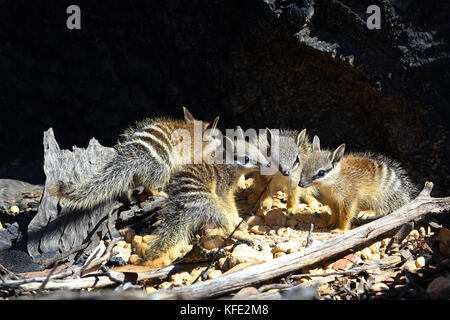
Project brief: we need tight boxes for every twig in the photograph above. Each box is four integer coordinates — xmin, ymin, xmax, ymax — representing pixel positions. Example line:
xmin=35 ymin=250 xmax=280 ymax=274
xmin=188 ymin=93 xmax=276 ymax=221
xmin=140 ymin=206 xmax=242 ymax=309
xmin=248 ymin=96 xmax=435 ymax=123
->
xmin=257 ymin=282 xmax=293 ymax=293
xmin=40 ymin=242 xmax=89 ymax=269
xmin=289 ymin=268 xmax=366 ymax=280
xmin=0 ymin=269 xmax=74 ymax=288
xmin=38 ymin=261 xmax=62 ymax=292
xmin=0 ymin=263 xmax=21 ymax=280
xmin=336 ymin=278 xmax=360 ymax=299
xmin=70 ymin=237 xmax=119 ymax=280
xmin=100 ymin=265 xmax=124 ymax=284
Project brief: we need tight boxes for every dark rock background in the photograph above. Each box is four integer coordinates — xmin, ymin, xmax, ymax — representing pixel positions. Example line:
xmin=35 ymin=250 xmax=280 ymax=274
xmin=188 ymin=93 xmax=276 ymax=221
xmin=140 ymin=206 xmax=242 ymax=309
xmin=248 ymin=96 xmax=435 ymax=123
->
xmin=0 ymin=0 xmax=449 ymax=195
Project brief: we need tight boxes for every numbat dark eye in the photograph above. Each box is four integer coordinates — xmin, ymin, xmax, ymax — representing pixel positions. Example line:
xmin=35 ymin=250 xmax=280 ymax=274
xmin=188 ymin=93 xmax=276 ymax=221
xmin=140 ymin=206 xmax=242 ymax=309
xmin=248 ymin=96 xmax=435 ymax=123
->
xmin=244 ymin=156 xmax=249 ymax=163
xmin=295 ymin=156 xmax=299 ymax=163
xmin=317 ymin=170 xmax=325 ymax=177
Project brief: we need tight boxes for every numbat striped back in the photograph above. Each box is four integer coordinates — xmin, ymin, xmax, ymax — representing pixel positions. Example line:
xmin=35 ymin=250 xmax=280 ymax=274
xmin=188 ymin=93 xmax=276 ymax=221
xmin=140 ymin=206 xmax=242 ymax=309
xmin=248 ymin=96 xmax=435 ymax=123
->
xmin=140 ymin=127 xmax=272 ymax=267
xmin=298 ymin=136 xmax=418 ymax=230
xmin=49 ymin=107 xmax=220 ymax=211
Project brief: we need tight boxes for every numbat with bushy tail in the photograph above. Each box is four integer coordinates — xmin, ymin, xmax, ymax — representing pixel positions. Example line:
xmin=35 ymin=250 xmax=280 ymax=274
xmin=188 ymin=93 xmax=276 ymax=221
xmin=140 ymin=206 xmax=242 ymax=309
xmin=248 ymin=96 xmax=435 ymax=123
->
xmin=140 ymin=127 xmax=272 ymax=267
xmin=250 ymin=128 xmax=318 ymax=214
xmin=298 ymin=136 xmax=418 ymax=230
xmin=49 ymin=107 xmax=220 ymax=211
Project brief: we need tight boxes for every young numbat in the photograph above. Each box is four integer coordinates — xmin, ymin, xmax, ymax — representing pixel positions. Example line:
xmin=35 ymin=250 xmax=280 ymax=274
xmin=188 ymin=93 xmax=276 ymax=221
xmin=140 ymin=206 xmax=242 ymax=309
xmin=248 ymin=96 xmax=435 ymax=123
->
xmin=139 ymin=127 xmax=272 ymax=268
xmin=250 ymin=128 xmax=318 ymax=214
xmin=298 ymin=136 xmax=418 ymax=231
xmin=49 ymin=107 xmax=220 ymax=211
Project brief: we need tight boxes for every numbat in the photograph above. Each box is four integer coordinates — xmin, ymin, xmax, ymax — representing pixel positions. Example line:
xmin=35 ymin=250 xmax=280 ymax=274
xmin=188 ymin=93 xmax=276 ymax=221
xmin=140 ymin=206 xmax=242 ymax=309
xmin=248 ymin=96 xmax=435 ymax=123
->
xmin=251 ymin=128 xmax=318 ymax=214
xmin=140 ymin=127 xmax=272 ymax=267
xmin=298 ymin=136 xmax=417 ymax=230
xmin=49 ymin=107 xmax=220 ymax=211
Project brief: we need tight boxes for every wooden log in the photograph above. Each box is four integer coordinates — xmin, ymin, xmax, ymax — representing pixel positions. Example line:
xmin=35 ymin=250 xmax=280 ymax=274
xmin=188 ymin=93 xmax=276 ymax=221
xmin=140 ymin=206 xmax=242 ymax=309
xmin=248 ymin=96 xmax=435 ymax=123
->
xmin=144 ymin=182 xmax=450 ymax=300
xmin=1 ymin=263 xmax=194 ymax=292
xmin=27 ymin=128 xmax=118 ymax=262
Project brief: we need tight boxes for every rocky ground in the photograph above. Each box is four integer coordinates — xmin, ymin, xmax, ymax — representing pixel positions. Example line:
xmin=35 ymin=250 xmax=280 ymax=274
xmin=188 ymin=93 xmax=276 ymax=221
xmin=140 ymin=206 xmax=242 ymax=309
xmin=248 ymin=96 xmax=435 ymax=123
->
xmin=0 ymin=177 xmax=449 ymax=299
xmin=121 ymin=178 xmax=450 ymax=299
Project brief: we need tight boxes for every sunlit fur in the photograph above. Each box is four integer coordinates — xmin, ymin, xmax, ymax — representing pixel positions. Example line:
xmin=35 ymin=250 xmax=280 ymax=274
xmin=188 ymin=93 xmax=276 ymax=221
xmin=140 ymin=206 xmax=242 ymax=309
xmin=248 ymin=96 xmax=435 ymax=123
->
xmin=141 ymin=132 xmax=271 ymax=267
xmin=251 ymin=129 xmax=318 ymax=213
xmin=49 ymin=108 xmax=219 ymax=211
xmin=299 ymin=136 xmax=418 ymax=230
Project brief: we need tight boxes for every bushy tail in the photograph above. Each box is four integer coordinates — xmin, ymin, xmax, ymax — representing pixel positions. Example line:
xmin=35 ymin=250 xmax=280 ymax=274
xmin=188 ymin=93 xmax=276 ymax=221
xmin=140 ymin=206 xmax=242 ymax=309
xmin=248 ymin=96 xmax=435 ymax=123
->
xmin=48 ymin=156 xmax=135 ymax=211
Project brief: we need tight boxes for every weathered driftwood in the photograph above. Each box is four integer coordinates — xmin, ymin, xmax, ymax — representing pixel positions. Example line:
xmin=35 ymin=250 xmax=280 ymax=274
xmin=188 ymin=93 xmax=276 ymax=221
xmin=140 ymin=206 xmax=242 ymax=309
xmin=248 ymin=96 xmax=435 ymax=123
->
xmin=144 ymin=182 xmax=450 ymax=300
xmin=1 ymin=258 xmax=195 ymax=292
xmin=27 ymin=128 xmax=118 ymax=262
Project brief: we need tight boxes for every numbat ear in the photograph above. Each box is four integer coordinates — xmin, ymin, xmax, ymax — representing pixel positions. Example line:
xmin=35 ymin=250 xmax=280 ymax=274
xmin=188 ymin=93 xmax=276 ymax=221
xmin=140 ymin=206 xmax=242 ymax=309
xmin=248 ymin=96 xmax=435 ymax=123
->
xmin=204 ymin=116 xmax=221 ymax=147
xmin=235 ymin=126 xmax=245 ymax=141
xmin=331 ymin=143 xmax=346 ymax=165
xmin=183 ymin=107 xmax=196 ymax=123
xmin=205 ymin=116 xmax=220 ymax=131
xmin=312 ymin=135 xmax=321 ymax=152
xmin=296 ymin=129 xmax=307 ymax=147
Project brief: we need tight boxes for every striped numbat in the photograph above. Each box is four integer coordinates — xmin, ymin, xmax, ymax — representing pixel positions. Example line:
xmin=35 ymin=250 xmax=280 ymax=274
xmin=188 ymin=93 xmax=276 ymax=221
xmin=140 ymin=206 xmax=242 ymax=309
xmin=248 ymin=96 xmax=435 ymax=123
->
xmin=140 ymin=127 xmax=272 ymax=267
xmin=49 ymin=107 xmax=220 ymax=211
xmin=298 ymin=136 xmax=418 ymax=230
xmin=250 ymin=128 xmax=319 ymax=214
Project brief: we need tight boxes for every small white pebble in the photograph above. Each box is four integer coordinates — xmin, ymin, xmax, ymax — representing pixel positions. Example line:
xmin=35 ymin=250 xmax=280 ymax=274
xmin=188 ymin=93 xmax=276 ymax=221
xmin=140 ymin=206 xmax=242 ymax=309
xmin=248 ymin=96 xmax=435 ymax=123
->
xmin=372 ymin=283 xmax=389 ymax=291
xmin=146 ymin=287 xmax=157 ymax=294
xmin=409 ymin=230 xmax=420 ymax=239
xmin=361 ymin=248 xmax=373 ymax=260
xmin=415 ymin=256 xmax=426 ymax=268
xmin=10 ymin=205 xmax=20 ymax=214
xmin=403 ymin=260 xmax=417 ymax=271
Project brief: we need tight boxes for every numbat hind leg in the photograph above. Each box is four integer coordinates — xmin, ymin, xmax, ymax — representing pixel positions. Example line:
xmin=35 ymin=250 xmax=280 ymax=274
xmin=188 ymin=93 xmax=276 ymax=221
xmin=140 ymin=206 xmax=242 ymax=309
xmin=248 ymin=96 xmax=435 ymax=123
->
xmin=327 ymin=203 xmax=340 ymax=229
xmin=220 ymin=214 xmax=256 ymax=246
xmin=339 ymin=200 xmax=359 ymax=231
xmin=139 ymin=242 xmax=190 ymax=268
xmin=134 ymin=235 xmax=190 ymax=268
